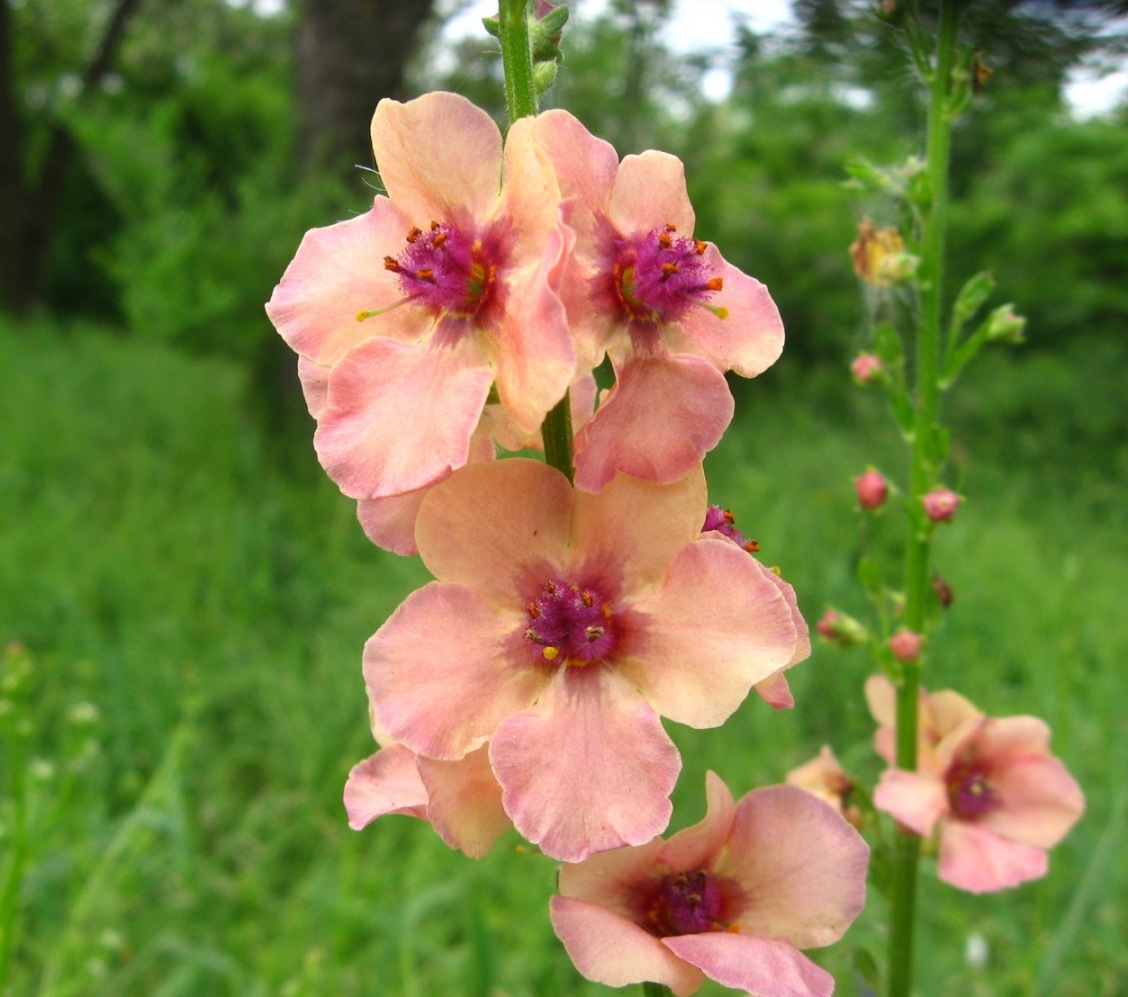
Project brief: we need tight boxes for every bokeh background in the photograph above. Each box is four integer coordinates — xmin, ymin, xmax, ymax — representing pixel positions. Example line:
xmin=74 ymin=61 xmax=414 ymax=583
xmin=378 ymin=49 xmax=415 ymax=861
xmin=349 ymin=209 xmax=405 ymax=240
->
xmin=2 ymin=0 xmax=1126 ymax=993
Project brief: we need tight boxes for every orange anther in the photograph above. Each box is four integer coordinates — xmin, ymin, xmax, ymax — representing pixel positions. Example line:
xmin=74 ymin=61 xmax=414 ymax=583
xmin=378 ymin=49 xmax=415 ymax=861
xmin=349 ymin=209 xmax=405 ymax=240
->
xmin=706 ymin=276 xmax=724 ymax=291
xmin=383 ymin=256 xmax=403 ymax=272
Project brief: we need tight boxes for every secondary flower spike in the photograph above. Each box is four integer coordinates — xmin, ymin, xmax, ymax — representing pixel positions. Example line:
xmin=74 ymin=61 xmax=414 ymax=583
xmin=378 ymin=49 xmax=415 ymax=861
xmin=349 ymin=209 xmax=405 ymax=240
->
xmin=868 ymin=678 xmax=1085 ymax=893
xmin=530 ymin=110 xmax=785 ymax=491
xmin=550 ymin=773 xmax=869 ymax=996
xmin=265 ymin=91 xmax=575 ymax=501
xmin=364 ymin=460 xmax=810 ymax=863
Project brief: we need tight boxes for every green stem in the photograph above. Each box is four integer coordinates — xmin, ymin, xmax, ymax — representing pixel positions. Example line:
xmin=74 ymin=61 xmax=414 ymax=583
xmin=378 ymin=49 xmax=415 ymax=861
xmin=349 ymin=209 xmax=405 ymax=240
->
xmin=887 ymin=2 xmax=960 ymax=995
xmin=496 ymin=0 xmax=575 ymax=481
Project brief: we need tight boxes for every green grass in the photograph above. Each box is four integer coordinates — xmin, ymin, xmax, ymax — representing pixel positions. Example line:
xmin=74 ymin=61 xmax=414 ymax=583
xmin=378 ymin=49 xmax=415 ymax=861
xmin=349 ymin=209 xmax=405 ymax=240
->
xmin=1 ymin=319 xmax=1125 ymax=995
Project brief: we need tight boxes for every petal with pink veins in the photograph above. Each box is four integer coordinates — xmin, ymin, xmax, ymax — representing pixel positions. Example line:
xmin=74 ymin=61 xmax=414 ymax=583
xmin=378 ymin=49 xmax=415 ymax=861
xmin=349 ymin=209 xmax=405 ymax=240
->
xmin=663 ymin=932 xmax=834 ymax=997
xmin=625 ymin=538 xmax=801 ymax=729
xmin=549 ymin=897 xmax=705 ymax=996
xmin=365 ymin=582 xmax=543 ymax=760
xmin=490 ymin=667 xmax=681 ymax=862
xmin=938 ymin=820 xmax=1048 ymax=893
xmin=314 ymin=336 xmax=492 ymax=498
xmin=574 ymin=354 xmax=734 ymax=492
xmin=720 ymin=785 xmax=869 ymax=949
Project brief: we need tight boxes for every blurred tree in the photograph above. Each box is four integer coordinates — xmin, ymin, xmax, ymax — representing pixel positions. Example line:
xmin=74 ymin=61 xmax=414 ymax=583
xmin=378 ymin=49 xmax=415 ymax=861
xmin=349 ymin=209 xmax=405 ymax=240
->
xmin=294 ymin=0 xmax=435 ymax=179
xmin=0 ymin=0 xmax=143 ymax=316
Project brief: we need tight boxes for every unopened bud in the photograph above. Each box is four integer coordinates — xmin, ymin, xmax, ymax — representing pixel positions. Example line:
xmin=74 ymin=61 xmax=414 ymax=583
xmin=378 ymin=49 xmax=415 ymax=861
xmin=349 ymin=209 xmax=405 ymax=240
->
xmin=855 ymin=469 xmax=888 ymax=510
xmin=850 ymin=353 xmax=885 ymax=387
xmin=932 ymin=573 xmax=954 ymax=610
xmin=984 ymin=303 xmax=1026 ymax=344
xmin=816 ymin=610 xmax=868 ymax=648
xmin=889 ymin=628 xmax=923 ymax=662
xmin=923 ymin=487 xmax=961 ymax=523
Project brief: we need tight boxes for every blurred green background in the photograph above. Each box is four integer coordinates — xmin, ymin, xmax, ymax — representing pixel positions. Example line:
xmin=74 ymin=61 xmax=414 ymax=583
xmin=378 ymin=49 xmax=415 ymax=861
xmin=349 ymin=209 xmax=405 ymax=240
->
xmin=1 ymin=0 xmax=1125 ymax=994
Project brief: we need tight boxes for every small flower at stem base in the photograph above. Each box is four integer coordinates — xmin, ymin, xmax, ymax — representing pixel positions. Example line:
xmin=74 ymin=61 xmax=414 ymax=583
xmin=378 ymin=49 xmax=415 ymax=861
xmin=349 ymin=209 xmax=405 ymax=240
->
xmin=923 ymin=487 xmax=961 ymax=522
xmin=854 ymin=469 xmax=888 ymax=510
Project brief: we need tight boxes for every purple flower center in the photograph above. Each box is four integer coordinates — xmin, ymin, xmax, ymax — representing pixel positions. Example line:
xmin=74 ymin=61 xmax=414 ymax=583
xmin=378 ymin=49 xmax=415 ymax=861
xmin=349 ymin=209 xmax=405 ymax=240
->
xmin=611 ymin=224 xmax=726 ymax=327
xmin=523 ymin=578 xmax=618 ymax=665
xmin=645 ymin=870 xmax=727 ymax=937
xmin=946 ymin=760 xmax=999 ymax=820
xmin=701 ymin=505 xmax=759 ymax=552
xmin=383 ymin=222 xmax=498 ymax=319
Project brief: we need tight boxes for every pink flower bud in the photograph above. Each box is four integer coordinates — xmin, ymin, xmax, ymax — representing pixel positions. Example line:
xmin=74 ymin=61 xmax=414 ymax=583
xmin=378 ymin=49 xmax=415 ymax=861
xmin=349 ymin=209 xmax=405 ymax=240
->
xmin=816 ymin=609 xmax=868 ymax=648
xmin=855 ymin=469 xmax=888 ymax=510
xmin=889 ymin=628 xmax=923 ymax=662
xmin=923 ymin=487 xmax=960 ymax=522
xmin=850 ymin=353 xmax=884 ymax=386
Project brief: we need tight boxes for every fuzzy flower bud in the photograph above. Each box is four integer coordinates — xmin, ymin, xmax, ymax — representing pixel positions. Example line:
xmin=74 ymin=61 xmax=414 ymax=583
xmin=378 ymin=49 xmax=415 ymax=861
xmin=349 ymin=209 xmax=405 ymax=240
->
xmin=855 ymin=469 xmax=888 ymax=510
xmin=923 ymin=487 xmax=961 ymax=522
xmin=889 ymin=628 xmax=923 ymax=662
xmin=850 ymin=218 xmax=914 ymax=286
xmin=984 ymin=303 xmax=1026 ymax=344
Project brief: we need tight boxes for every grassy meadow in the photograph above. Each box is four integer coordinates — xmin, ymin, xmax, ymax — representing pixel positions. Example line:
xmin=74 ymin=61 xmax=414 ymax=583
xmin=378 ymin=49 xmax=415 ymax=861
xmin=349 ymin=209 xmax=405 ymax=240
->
xmin=1 ymin=318 xmax=1125 ymax=996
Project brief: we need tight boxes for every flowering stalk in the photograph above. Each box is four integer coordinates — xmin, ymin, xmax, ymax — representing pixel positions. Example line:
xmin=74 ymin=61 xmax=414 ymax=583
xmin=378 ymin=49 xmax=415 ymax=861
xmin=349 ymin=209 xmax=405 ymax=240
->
xmin=498 ymin=0 xmax=574 ymax=481
xmin=888 ymin=1 xmax=961 ymax=993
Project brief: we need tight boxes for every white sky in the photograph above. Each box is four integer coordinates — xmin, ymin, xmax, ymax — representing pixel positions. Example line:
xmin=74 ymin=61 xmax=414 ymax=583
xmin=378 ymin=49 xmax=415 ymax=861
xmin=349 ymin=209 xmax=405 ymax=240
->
xmin=442 ymin=0 xmax=1127 ymax=115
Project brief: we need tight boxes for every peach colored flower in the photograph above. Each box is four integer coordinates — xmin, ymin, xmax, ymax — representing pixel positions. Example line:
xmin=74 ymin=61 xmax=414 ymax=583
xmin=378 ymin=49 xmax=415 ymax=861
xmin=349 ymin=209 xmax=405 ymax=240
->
xmin=266 ymin=91 xmax=575 ymax=502
xmin=365 ymin=460 xmax=809 ymax=862
xmin=550 ymin=773 xmax=868 ymax=996
xmin=787 ymin=746 xmax=854 ymax=819
xmin=867 ymin=677 xmax=1085 ymax=892
xmin=530 ymin=110 xmax=784 ymax=492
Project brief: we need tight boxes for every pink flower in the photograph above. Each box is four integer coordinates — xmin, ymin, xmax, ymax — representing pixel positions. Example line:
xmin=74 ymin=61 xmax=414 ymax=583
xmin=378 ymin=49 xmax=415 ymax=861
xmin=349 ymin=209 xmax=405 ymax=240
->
xmin=888 ymin=628 xmax=923 ymax=662
xmin=854 ymin=468 xmax=888 ymax=510
xmin=923 ymin=487 xmax=961 ymax=522
xmin=867 ymin=677 xmax=1085 ymax=892
xmin=365 ymin=459 xmax=809 ymax=862
xmin=530 ymin=111 xmax=784 ymax=492
xmin=549 ymin=772 xmax=869 ymax=996
xmin=865 ymin=674 xmax=981 ymax=768
xmin=344 ymin=742 xmax=511 ymax=858
xmin=265 ymin=91 xmax=576 ymax=501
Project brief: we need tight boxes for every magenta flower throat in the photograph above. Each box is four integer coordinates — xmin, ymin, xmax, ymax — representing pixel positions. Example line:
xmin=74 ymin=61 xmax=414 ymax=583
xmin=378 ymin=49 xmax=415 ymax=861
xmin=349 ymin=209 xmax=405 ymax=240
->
xmin=524 ymin=578 xmax=619 ymax=664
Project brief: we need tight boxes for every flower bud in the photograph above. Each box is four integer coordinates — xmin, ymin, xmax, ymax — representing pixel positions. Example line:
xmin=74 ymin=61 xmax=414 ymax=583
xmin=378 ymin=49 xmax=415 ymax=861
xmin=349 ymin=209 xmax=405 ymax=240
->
xmin=889 ymin=628 xmax=923 ymax=662
xmin=850 ymin=352 xmax=885 ymax=387
xmin=984 ymin=303 xmax=1026 ymax=344
xmin=923 ymin=487 xmax=961 ymax=522
xmin=854 ymin=469 xmax=888 ymax=510
xmin=816 ymin=609 xmax=868 ymax=648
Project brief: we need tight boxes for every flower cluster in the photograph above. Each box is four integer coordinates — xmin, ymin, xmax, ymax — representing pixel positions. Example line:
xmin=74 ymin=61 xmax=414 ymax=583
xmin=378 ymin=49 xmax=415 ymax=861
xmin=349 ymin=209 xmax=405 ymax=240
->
xmin=269 ymin=90 xmax=867 ymax=995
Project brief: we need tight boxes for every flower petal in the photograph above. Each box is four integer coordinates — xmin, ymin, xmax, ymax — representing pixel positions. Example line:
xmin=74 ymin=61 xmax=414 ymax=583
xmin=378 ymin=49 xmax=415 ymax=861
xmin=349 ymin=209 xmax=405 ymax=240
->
xmin=873 ymin=768 xmax=948 ymax=837
xmin=574 ymin=354 xmax=733 ymax=492
xmin=416 ymin=746 xmax=511 ymax=859
xmin=556 ymin=837 xmax=666 ymax=919
xmin=265 ymin=198 xmax=415 ymax=367
xmin=371 ymin=92 xmax=503 ymax=224
xmin=720 ymin=785 xmax=869 ymax=949
xmin=414 ymin=459 xmax=574 ymax=602
xmin=343 ymin=744 xmax=429 ymax=830
xmin=315 ymin=336 xmax=492 ymax=498
xmin=365 ymin=582 xmax=544 ymax=760
xmin=657 ymin=770 xmax=737 ymax=872
xmin=626 ymin=537 xmax=803 ymax=729
xmin=490 ymin=667 xmax=681 ymax=862
xmin=568 ymin=464 xmax=707 ymax=593
xmin=610 ymin=151 xmax=696 ymax=234
xmin=985 ymin=753 xmax=1085 ymax=849
xmin=938 ymin=820 xmax=1048 ymax=893
xmin=549 ymin=896 xmax=705 ymax=996
xmin=357 ymin=489 xmax=429 ymax=556
xmin=674 ymin=252 xmax=784 ymax=378
xmin=663 ymin=932 xmax=834 ymax=997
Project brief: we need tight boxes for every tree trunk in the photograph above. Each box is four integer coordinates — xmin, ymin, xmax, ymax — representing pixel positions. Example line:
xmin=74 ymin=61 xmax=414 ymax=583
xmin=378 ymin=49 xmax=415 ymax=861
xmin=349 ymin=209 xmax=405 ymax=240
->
xmin=294 ymin=0 xmax=435 ymax=181
xmin=0 ymin=0 xmax=143 ymax=317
